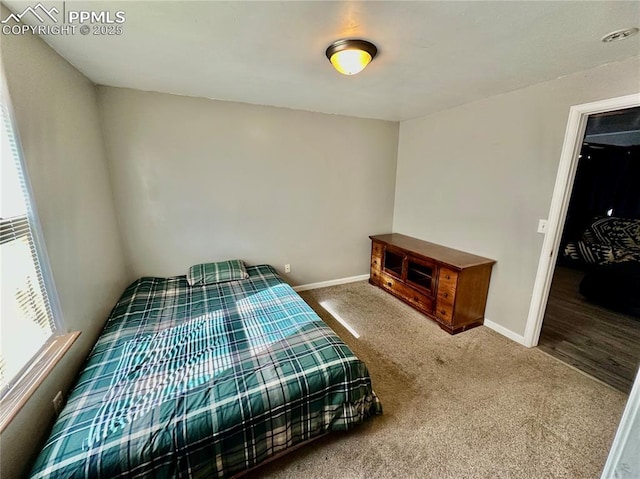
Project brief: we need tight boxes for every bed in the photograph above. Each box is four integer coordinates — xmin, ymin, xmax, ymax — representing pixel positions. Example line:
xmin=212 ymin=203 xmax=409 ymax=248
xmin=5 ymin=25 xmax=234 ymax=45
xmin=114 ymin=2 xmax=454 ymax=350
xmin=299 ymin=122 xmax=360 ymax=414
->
xmin=29 ymin=264 xmax=381 ymax=478
xmin=563 ymin=216 xmax=640 ymax=266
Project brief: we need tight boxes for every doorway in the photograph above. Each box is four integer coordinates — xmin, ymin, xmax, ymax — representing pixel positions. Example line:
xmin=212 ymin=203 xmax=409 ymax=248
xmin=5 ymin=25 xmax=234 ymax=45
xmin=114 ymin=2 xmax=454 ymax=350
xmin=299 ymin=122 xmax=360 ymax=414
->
xmin=537 ymin=108 xmax=640 ymax=392
xmin=524 ymin=94 xmax=640 ymax=360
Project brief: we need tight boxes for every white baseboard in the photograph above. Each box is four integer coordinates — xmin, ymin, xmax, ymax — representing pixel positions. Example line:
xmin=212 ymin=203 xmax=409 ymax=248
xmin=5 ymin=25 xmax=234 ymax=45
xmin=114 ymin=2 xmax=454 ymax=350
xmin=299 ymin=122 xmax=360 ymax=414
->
xmin=293 ymin=274 xmax=370 ymax=292
xmin=293 ymin=280 xmax=527 ymax=348
xmin=483 ymin=318 xmax=527 ymax=346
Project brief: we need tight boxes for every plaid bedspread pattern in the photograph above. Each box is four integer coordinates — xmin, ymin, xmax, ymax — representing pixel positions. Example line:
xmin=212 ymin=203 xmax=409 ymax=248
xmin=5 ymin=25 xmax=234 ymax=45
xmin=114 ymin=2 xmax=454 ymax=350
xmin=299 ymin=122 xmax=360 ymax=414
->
xmin=29 ymin=265 xmax=381 ymax=479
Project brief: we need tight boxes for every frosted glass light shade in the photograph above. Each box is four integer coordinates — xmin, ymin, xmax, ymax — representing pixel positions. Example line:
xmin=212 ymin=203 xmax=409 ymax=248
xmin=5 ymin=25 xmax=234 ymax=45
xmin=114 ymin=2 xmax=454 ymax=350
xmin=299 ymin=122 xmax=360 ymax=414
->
xmin=329 ymin=49 xmax=372 ymax=75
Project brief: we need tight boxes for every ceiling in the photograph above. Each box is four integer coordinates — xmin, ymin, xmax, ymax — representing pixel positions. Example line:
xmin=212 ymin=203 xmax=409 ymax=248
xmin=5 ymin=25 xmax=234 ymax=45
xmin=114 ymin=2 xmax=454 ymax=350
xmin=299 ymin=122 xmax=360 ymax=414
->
xmin=3 ymin=1 xmax=640 ymax=121
xmin=585 ymin=107 xmax=640 ymax=147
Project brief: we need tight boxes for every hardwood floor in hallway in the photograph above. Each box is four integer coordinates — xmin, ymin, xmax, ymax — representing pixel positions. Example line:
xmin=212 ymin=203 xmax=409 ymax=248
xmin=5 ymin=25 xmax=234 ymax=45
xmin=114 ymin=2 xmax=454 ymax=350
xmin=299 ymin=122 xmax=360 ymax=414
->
xmin=538 ymin=265 xmax=640 ymax=393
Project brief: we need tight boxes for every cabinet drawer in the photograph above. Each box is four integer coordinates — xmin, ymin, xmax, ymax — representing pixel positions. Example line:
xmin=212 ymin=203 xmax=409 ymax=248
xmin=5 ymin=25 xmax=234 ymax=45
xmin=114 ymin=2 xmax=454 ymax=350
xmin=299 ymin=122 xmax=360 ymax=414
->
xmin=370 ymin=242 xmax=383 ymax=286
xmin=380 ymin=272 xmax=433 ymax=314
xmin=370 ymin=268 xmax=381 ymax=285
xmin=437 ymin=283 xmax=455 ymax=307
xmin=380 ymin=271 xmax=397 ymax=290
xmin=437 ymin=267 xmax=458 ymax=299
xmin=435 ymin=267 xmax=457 ymax=325
xmin=435 ymin=302 xmax=453 ymax=325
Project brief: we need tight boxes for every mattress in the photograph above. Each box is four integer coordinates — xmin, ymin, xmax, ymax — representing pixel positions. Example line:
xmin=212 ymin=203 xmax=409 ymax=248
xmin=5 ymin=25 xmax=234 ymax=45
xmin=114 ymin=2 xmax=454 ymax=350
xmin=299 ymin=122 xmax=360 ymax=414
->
xmin=29 ymin=265 xmax=381 ymax=478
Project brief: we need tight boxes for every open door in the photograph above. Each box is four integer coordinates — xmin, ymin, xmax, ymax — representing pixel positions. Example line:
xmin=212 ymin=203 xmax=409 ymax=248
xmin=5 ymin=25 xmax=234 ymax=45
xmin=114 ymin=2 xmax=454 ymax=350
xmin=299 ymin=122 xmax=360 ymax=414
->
xmin=601 ymin=369 xmax=640 ymax=478
xmin=523 ymin=93 xmax=640 ymax=348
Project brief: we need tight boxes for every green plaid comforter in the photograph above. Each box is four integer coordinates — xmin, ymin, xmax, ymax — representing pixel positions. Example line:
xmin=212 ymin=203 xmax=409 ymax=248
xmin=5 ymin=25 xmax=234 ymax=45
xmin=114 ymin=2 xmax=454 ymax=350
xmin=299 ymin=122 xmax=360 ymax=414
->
xmin=29 ymin=265 xmax=381 ymax=479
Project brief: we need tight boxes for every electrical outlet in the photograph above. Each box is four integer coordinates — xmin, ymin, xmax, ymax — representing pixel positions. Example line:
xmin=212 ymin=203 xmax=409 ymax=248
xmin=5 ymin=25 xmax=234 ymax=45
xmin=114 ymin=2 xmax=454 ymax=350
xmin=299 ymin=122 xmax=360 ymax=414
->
xmin=53 ymin=391 xmax=63 ymax=415
xmin=284 ymin=264 xmax=291 ymax=273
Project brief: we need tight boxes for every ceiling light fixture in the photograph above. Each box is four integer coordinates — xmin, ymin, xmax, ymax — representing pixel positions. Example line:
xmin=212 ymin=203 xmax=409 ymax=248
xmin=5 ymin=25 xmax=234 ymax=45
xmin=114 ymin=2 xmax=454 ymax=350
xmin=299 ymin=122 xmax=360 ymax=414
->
xmin=601 ymin=27 xmax=639 ymax=43
xmin=325 ymin=39 xmax=378 ymax=75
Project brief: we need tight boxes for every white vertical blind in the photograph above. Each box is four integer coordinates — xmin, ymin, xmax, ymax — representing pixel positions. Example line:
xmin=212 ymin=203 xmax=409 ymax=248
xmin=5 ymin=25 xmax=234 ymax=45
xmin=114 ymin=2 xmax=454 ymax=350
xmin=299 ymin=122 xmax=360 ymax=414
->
xmin=0 ymin=75 xmax=59 ymax=394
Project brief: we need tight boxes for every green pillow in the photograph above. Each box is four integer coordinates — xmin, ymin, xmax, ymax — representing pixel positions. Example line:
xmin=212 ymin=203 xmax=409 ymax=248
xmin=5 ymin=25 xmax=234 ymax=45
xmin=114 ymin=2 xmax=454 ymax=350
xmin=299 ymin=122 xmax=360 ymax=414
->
xmin=187 ymin=259 xmax=249 ymax=286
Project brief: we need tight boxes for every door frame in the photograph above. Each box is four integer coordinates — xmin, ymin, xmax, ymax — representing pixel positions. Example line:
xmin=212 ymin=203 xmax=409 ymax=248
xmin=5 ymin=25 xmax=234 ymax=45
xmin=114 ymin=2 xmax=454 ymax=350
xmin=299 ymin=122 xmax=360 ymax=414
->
xmin=523 ymin=93 xmax=640 ymax=348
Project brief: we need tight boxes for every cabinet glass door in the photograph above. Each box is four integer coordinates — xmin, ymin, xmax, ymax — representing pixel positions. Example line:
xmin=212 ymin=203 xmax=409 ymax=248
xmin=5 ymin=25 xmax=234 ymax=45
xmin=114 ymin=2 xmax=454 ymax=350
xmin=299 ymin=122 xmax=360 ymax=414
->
xmin=406 ymin=258 xmax=433 ymax=293
xmin=383 ymin=248 xmax=403 ymax=278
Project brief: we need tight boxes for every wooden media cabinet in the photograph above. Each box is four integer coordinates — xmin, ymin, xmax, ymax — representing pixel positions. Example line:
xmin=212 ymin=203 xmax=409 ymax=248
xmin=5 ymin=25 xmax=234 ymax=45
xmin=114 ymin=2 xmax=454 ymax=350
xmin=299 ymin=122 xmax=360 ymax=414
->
xmin=369 ymin=233 xmax=495 ymax=334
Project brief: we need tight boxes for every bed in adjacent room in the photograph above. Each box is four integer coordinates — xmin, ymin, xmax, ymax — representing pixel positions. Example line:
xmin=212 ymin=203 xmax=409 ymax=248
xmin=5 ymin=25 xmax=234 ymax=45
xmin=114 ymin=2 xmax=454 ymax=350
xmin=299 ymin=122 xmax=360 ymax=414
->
xmin=29 ymin=263 xmax=381 ymax=479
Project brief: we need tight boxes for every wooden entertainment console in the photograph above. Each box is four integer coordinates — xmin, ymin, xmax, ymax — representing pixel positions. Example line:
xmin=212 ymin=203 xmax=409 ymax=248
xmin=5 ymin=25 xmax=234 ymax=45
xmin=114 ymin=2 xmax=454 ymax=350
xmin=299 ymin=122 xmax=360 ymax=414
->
xmin=369 ymin=234 xmax=495 ymax=334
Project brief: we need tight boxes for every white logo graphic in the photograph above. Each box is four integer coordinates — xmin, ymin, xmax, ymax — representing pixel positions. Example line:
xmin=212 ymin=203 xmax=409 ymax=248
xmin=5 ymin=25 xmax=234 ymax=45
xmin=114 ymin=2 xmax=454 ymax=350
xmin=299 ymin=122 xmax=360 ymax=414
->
xmin=1 ymin=2 xmax=59 ymax=24
xmin=1 ymin=3 xmax=125 ymax=36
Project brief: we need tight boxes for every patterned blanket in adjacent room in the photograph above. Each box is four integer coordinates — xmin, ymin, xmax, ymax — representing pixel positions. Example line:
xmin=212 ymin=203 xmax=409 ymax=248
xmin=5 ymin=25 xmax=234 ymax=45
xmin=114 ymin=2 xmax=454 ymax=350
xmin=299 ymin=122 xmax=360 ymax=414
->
xmin=563 ymin=216 xmax=640 ymax=265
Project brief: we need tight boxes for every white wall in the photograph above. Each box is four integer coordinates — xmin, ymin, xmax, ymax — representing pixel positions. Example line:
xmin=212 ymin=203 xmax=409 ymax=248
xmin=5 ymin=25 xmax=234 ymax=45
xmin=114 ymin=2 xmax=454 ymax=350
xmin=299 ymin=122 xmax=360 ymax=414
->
xmin=0 ymin=8 xmax=130 ymax=477
xmin=393 ymin=56 xmax=640 ymax=338
xmin=97 ymin=87 xmax=399 ymax=285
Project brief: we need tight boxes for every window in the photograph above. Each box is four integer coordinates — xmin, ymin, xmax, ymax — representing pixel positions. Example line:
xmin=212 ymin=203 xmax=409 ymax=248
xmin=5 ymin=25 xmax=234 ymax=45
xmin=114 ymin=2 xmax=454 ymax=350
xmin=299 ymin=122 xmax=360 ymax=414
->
xmin=0 ymin=71 xmax=77 ymax=429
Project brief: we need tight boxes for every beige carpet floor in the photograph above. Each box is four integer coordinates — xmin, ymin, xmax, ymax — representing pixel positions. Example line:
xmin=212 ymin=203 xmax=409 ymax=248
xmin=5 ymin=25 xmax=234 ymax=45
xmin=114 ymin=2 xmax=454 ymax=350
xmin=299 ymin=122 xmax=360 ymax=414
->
xmin=254 ymin=280 xmax=628 ymax=479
